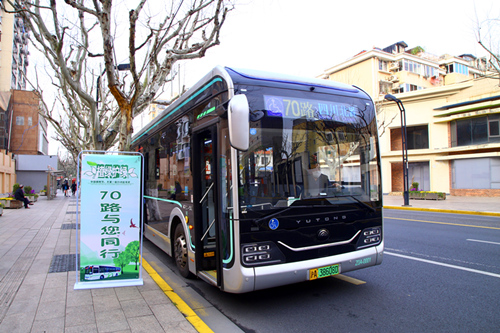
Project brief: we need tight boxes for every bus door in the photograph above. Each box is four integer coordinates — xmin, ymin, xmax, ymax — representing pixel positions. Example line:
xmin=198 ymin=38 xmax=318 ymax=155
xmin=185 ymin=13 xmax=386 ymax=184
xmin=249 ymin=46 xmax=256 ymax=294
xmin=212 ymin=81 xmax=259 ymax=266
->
xmin=193 ymin=125 xmax=221 ymax=287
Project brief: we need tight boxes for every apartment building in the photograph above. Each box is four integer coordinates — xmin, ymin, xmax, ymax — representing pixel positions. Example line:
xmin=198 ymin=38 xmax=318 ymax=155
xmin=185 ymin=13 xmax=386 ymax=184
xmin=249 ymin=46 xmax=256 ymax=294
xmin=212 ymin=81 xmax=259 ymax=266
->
xmin=318 ymin=41 xmax=500 ymax=197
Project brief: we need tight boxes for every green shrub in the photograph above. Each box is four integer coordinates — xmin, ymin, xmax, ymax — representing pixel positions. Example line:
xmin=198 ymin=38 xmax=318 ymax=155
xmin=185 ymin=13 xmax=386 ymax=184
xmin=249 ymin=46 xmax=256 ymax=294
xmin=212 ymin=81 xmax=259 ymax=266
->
xmin=24 ymin=185 xmax=32 ymax=194
xmin=13 ymin=183 xmax=20 ymax=194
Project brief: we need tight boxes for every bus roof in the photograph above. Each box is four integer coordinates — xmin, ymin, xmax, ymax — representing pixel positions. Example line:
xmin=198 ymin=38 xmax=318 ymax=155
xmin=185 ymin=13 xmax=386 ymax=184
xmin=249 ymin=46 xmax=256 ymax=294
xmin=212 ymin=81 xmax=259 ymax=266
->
xmin=225 ymin=67 xmax=359 ymax=94
xmin=132 ymin=66 xmax=366 ymax=144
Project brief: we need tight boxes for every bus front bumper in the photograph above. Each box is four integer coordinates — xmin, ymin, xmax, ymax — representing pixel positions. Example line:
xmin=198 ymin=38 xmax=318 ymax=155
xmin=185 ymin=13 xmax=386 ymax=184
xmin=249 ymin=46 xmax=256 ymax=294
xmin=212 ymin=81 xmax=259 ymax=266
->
xmin=251 ymin=242 xmax=383 ymax=292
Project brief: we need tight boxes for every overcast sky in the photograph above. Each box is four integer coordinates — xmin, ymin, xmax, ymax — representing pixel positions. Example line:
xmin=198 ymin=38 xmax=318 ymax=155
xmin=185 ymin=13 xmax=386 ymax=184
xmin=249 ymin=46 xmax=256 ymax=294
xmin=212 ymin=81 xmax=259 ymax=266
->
xmin=46 ymin=0 xmax=499 ymax=154
xmin=173 ymin=0 xmax=499 ymax=88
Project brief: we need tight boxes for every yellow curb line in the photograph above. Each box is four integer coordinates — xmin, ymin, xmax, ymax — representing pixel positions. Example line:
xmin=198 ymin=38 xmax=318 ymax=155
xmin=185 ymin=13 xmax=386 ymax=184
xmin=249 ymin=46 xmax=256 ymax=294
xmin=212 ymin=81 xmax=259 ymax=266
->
xmin=383 ymin=205 xmax=500 ymax=217
xmin=142 ymin=259 xmax=213 ymax=333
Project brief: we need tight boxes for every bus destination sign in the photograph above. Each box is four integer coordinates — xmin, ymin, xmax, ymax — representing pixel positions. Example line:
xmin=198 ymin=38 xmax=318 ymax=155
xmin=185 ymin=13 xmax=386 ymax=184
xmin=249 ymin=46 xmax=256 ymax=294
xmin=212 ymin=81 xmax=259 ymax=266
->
xmin=264 ymin=95 xmax=360 ymax=123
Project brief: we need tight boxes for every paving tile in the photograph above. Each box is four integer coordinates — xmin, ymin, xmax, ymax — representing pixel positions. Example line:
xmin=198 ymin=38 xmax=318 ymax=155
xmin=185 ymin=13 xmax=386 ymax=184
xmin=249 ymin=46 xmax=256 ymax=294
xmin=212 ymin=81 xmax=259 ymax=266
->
xmin=45 ymin=272 xmax=69 ymax=289
xmin=115 ymin=287 xmax=143 ymax=301
xmin=95 ymin=309 xmax=130 ymax=333
xmin=127 ymin=315 xmax=165 ymax=333
xmin=3 ymin=299 xmax=38 ymax=316
xmin=0 ymin=312 xmax=36 ymax=332
xmin=65 ymin=305 xmax=95 ymax=327
xmin=150 ymin=303 xmax=189 ymax=325
xmin=120 ymin=299 xmax=153 ymax=318
xmin=91 ymin=287 xmax=116 ymax=298
xmin=66 ymin=289 xmax=93 ymax=307
xmin=14 ymin=283 xmax=43 ymax=300
xmin=140 ymin=290 xmax=170 ymax=306
xmin=35 ymin=300 xmax=66 ymax=321
xmin=41 ymin=287 xmax=67 ymax=303
xmin=31 ymin=317 xmax=65 ymax=333
xmin=93 ymin=295 xmax=122 ymax=312
xmin=22 ymin=273 xmax=47 ymax=286
xmin=64 ymin=323 xmax=98 ymax=333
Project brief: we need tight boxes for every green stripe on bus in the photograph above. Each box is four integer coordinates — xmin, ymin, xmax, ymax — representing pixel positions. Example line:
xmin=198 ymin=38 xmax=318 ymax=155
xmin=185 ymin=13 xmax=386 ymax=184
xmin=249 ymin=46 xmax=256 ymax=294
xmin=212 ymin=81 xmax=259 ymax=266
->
xmin=132 ymin=77 xmax=223 ymax=144
xmin=143 ymin=195 xmax=183 ymax=208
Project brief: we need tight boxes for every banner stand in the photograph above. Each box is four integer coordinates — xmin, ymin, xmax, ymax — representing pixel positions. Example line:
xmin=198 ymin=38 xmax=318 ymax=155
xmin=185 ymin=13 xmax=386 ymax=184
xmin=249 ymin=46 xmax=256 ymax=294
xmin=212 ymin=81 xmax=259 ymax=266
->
xmin=74 ymin=151 xmax=144 ymax=290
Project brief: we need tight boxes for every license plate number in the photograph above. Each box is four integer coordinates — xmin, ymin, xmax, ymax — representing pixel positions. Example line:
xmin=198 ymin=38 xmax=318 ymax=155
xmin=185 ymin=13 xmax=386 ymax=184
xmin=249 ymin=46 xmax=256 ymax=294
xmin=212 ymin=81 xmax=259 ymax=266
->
xmin=309 ymin=264 xmax=340 ymax=280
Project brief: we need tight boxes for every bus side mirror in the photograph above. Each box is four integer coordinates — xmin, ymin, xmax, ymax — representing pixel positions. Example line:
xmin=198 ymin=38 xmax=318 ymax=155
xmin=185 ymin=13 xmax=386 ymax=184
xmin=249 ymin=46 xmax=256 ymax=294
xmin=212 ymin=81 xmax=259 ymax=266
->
xmin=228 ymin=94 xmax=250 ymax=151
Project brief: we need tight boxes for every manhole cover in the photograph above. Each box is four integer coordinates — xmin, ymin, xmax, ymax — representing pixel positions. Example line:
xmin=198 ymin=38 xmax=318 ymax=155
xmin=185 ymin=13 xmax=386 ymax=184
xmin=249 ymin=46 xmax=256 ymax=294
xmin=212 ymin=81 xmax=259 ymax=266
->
xmin=49 ymin=254 xmax=78 ymax=273
xmin=61 ymin=223 xmax=79 ymax=230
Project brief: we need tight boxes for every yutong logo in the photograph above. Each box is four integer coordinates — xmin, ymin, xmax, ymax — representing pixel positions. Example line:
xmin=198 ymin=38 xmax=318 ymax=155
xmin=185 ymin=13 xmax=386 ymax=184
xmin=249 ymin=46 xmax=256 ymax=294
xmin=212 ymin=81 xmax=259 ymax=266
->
xmin=296 ymin=215 xmax=347 ymax=224
xmin=84 ymin=162 xmax=138 ymax=179
xmin=317 ymin=228 xmax=330 ymax=241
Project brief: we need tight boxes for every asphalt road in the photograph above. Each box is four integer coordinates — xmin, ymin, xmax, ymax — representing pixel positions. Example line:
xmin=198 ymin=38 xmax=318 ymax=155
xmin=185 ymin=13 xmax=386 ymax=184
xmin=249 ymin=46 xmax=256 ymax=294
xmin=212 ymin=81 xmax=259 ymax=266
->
xmin=144 ymin=209 xmax=500 ymax=333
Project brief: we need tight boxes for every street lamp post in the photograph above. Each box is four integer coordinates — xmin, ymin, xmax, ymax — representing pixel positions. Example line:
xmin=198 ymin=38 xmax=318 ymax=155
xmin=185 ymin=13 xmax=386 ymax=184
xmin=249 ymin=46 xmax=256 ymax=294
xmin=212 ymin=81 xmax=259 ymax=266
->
xmin=384 ymin=94 xmax=411 ymax=207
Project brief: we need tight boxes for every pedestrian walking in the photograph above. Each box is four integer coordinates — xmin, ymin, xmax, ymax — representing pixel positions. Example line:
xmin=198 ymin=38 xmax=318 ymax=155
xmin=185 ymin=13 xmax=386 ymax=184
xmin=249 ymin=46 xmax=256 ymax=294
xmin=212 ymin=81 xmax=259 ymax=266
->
xmin=63 ymin=178 xmax=69 ymax=197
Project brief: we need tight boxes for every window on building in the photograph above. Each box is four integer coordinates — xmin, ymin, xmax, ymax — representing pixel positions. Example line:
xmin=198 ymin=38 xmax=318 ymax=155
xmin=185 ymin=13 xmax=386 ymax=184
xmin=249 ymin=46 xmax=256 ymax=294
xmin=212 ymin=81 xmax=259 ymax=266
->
xmin=379 ymin=81 xmax=392 ymax=95
xmin=391 ymin=125 xmax=429 ymax=150
xmin=403 ymin=60 xmax=422 ymax=75
xmin=446 ymin=62 xmax=469 ymax=75
xmin=16 ymin=116 xmax=24 ymax=125
xmin=407 ymin=125 xmax=429 ymax=149
xmin=379 ymin=60 xmax=388 ymax=71
xmin=489 ymin=114 xmax=500 ymax=137
xmin=450 ymin=115 xmax=500 ymax=147
xmin=28 ymin=117 xmax=32 ymax=126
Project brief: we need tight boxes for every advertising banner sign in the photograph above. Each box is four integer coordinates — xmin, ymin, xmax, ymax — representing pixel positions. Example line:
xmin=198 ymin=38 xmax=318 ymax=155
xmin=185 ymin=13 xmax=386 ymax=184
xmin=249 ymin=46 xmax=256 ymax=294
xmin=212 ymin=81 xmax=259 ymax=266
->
xmin=75 ymin=152 xmax=143 ymax=289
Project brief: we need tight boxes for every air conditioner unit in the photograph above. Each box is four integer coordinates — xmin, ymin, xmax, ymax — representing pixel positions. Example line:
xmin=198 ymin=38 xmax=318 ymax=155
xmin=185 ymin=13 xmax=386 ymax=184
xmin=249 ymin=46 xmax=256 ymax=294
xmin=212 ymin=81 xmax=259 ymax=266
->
xmin=389 ymin=75 xmax=399 ymax=82
xmin=389 ymin=62 xmax=399 ymax=70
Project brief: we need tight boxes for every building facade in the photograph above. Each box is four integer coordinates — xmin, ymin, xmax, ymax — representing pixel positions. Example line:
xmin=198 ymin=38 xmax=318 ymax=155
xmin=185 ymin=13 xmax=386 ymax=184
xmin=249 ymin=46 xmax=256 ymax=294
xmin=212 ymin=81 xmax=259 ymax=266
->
xmin=0 ymin=2 xmax=29 ymax=91
xmin=10 ymin=90 xmax=48 ymax=155
xmin=318 ymin=42 xmax=500 ymax=197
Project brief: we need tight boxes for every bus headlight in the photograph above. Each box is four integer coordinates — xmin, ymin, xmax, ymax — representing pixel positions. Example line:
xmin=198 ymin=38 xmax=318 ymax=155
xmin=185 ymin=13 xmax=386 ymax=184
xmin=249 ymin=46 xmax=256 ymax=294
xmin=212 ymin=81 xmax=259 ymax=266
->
xmin=241 ymin=241 xmax=285 ymax=266
xmin=356 ymin=227 xmax=382 ymax=249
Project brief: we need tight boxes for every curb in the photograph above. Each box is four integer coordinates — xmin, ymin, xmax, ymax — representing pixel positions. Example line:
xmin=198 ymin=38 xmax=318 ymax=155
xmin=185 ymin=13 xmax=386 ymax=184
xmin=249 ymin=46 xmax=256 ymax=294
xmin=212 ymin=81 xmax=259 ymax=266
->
xmin=384 ymin=206 xmax=500 ymax=217
xmin=142 ymin=259 xmax=213 ymax=333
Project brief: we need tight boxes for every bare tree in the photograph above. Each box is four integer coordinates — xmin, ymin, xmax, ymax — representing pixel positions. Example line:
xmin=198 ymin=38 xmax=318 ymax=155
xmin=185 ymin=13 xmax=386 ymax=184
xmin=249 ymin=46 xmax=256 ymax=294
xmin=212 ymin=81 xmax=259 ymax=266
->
xmin=6 ymin=0 xmax=232 ymax=159
xmin=474 ymin=8 xmax=500 ymax=83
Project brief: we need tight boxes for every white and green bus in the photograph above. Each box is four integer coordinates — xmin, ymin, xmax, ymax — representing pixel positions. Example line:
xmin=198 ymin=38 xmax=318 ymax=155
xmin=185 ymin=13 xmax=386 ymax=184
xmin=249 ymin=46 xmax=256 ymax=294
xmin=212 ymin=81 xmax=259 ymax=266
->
xmin=132 ymin=66 xmax=383 ymax=293
xmin=84 ymin=265 xmax=121 ymax=280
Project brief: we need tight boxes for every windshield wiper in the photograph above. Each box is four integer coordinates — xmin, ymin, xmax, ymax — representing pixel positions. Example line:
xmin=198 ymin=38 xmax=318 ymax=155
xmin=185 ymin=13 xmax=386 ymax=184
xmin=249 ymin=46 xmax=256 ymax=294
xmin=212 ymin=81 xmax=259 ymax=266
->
xmin=254 ymin=206 xmax=295 ymax=223
xmin=253 ymin=202 xmax=338 ymax=223
xmin=335 ymin=195 xmax=376 ymax=212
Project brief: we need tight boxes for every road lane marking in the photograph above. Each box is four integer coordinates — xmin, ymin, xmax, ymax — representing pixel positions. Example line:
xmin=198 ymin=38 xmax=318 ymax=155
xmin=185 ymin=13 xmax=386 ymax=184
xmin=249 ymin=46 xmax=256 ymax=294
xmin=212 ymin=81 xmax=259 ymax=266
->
xmin=385 ymin=251 xmax=500 ymax=279
xmin=385 ymin=217 xmax=500 ymax=230
xmin=333 ymin=274 xmax=366 ymax=285
xmin=467 ymin=239 xmax=500 ymax=246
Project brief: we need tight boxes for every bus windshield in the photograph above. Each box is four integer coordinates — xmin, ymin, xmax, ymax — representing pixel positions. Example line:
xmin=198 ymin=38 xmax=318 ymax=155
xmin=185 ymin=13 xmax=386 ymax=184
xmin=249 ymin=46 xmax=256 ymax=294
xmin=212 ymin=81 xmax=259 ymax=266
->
xmin=238 ymin=88 xmax=380 ymax=214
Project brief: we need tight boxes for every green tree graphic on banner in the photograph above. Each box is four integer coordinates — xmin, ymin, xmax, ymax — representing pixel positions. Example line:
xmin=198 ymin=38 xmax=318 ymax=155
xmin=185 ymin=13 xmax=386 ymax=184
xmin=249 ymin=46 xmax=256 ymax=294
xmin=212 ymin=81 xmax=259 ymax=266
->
xmin=125 ymin=241 xmax=140 ymax=271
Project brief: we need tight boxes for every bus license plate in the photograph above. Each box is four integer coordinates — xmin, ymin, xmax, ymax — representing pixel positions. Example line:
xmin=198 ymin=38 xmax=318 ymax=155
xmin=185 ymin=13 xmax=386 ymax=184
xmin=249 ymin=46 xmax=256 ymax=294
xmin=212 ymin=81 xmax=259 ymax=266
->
xmin=309 ymin=264 xmax=340 ymax=280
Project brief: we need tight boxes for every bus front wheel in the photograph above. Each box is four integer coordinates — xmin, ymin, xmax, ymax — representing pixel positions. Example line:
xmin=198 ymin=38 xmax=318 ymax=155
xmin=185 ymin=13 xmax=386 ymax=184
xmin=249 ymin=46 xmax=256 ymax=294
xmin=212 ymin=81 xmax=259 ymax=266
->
xmin=174 ymin=223 xmax=193 ymax=278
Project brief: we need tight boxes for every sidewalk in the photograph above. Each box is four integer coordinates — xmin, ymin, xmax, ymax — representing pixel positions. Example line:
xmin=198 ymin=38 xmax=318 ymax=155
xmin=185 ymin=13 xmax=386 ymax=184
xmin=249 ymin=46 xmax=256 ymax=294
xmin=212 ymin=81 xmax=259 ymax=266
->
xmin=0 ymin=192 xmax=196 ymax=333
xmin=383 ymin=194 xmax=500 ymax=215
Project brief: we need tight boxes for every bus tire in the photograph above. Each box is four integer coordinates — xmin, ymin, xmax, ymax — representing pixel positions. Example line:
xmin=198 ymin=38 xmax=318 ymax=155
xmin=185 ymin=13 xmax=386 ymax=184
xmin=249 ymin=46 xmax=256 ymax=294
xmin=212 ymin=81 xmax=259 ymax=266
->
xmin=100 ymin=275 xmax=104 ymax=280
xmin=173 ymin=223 xmax=193 ymax=278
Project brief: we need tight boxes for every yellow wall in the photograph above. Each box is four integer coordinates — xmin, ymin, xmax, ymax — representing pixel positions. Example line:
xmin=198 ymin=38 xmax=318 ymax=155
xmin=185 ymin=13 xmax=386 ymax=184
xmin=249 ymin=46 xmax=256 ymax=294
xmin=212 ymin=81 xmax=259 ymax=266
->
xmin=0 ymin=150 xmax=16 ymax=194
xmin=0 ymin=3 xmax=15 ymax=92
xmin=328 ymin=59 xmax=376 ymax=96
